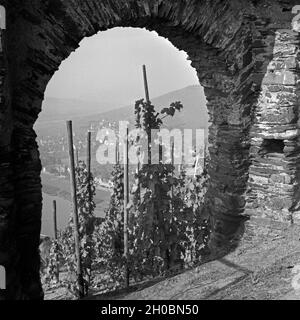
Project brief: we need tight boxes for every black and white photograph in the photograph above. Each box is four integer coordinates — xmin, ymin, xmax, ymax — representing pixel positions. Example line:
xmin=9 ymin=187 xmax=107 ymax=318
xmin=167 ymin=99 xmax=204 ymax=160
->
xmin=1 ymin=0 xmax=300 ymax=308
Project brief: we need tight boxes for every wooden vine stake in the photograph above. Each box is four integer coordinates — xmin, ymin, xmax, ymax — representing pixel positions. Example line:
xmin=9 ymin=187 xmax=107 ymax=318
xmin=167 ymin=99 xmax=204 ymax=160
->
xmin=115 ymin=136 xmax=119 ymax=165
xmin=143 ymin=65 xmax=152 ymax=164
xmin=143 ymin=64 xmax=150 ymax=103
xmin=87 ymin=131 xmax=92 ymax=215
xmin=123 ymin=127 xmax=130 ymax=288
xmin=76 ymin=148 xmax=79 ymax=167
xmin=171 ymin=142 xmax=175 ymax=214
xmin=52 ymin=200 xmax=59 ymax=283
xmin=66 ymin=121 xmax=84 ymax=299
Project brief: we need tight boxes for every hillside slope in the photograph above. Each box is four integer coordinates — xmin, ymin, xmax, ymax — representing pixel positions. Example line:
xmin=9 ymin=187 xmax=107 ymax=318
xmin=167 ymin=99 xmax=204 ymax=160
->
xmin=35 ymin=85 xmax=208 ymax=137
xmin=89 ymin=85 xmax=208 ymax=131
xmin=96 ymin=219 xmax=300 ymax=300
xmin=38 ymin=97 xmax=117 ymax=122
xmin=44 ymin=219 xmax=300 ymax=300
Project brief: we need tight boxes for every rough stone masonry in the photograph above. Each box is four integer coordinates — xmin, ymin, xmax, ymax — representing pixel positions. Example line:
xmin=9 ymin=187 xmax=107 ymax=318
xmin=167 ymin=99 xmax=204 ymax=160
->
xmin=1 ymin=0 xmax=300 ymax=300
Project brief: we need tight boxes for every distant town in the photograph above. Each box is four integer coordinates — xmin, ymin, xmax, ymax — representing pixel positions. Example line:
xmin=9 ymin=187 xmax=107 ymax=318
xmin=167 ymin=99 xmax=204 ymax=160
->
xmin=38 ymin=119 xmax=119 ymax=190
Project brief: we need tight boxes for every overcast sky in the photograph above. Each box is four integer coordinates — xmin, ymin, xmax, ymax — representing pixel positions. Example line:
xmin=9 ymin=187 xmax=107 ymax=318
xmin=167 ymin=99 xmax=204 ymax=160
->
xmin=45 ymin=27 xmax=199 ymax=108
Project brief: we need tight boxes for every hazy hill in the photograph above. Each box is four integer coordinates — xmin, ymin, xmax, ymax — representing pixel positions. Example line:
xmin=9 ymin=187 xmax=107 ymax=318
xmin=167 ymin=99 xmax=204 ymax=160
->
xmin=35 ymin=97 xmax=118 ymax=136
xmin=35 ymin=85 xmax=209 ymax=137
xmin=38 ymin=97 xmax=120 ymax=122
xmin=96 ymin=85 xmax=208 ymax=131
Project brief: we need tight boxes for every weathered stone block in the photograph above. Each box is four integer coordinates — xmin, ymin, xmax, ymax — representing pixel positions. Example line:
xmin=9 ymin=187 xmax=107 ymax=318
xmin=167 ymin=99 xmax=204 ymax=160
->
xmin=263 ymin=70 xmax=296 ymax=86
xmin=270 ymin=174 xmax=285 ymax=184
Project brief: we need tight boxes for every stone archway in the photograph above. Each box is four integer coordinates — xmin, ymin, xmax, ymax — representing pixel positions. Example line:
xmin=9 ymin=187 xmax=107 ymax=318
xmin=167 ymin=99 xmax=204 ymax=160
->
xmin=1 ymin=0 xmax=300 ymax=300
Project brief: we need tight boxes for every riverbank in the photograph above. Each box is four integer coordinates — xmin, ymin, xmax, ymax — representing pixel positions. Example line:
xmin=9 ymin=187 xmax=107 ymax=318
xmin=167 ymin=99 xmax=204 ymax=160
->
xmin=42 ymin=172 xmax=111 ymax=210
xmin=41 ymin=173 xmax=110 ymax=237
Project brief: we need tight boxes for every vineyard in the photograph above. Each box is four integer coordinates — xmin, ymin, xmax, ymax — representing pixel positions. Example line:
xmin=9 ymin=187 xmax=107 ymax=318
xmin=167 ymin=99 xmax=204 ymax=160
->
xmin=41 ymin=69 xmax=209 ymax=299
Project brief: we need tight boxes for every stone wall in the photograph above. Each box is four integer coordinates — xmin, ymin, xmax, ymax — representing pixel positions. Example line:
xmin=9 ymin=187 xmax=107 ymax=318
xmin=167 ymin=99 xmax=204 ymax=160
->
xmin=0 ymin=0 xmax=300 ymax=299
xmin=248 ymin=27 xmax=300 ymax=223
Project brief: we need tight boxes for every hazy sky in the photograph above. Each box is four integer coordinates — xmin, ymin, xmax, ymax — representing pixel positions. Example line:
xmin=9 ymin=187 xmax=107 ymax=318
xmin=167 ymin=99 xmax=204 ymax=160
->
xmin=45 ymin=27 xmax=199 ymax=107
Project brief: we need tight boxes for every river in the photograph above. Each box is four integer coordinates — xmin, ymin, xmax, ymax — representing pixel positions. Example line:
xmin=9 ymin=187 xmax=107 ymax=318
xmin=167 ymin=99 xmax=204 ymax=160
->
xmin=42 ymin=193 xmax=108 ymax=237
xmin=41 ymin=172 xmax=110 ymax=237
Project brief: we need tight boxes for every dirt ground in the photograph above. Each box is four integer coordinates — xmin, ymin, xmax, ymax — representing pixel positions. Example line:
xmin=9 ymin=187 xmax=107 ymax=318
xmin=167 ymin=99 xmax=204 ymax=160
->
xmin=45 ymin=218 xmax=300 ymax=300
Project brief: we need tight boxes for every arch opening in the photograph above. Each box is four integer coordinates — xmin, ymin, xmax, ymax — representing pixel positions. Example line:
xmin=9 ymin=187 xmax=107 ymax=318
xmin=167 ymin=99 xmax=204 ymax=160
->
xmin=4 ymin=0 xmax=300 ymax=300
xmin=35 ymin=27 xmax=208 ymax=238
xmin=6 ymin=4 xmax=255 ymax=300
xmin=25 ymin=17 xmax=251 ymax=299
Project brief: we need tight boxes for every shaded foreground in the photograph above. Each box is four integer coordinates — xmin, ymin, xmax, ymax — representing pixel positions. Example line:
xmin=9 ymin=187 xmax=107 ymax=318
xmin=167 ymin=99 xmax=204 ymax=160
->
xmin=45 ymin=218 xmax=300 ymax=300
